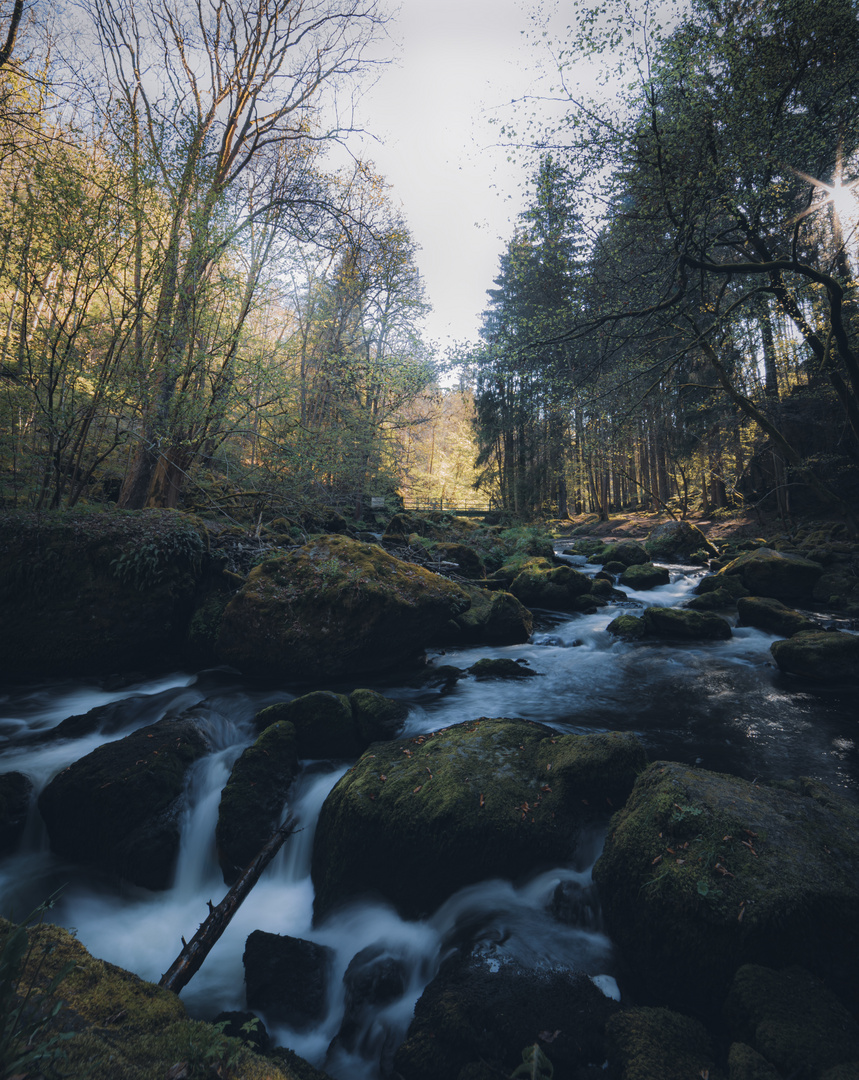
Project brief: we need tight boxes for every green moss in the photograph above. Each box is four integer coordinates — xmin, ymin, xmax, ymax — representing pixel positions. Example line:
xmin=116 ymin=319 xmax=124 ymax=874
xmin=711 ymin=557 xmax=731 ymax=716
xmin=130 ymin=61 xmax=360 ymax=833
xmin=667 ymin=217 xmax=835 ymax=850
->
xmin=606 ymin=1006 xmax=722 ymax=1080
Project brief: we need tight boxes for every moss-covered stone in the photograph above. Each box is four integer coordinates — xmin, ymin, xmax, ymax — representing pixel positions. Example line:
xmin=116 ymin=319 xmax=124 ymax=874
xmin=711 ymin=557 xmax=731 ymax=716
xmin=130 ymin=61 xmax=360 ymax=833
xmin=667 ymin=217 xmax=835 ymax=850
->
xmin=593 ymin=762 xmax=859 ymax=1017
xmin=0 ymin=770 xmax=32 ymax=854
xmin=37 ymin=716 xmax=211 ymax=889
xmin=770 ymin=631 xmax=859 ymax=681
xmin=590 ymin=540 xmax=649 ymax=568
xmin=606 ymin=614 xmax=647 ymax=640
xmin=445 ymin=585 xmax=533 ymax=645
xmin=509 ymin=561 xmax=594 ymax=609
xmin=720 ymin=548 xmax=823 ymax=601
xmin=645 ymin=521 xmax=719 ymax=563
xmin=215 ymin=720 xmax=300 ymax=883
xmin=736 ymin=596 xmax=816 ymax=637
xmin=727 ymin=1042 xmax=781 ymax=1080
xmin=685 ymin=587 xmax=737 ymax=611
xmin=393 ymin=954 xmax=620 ymax=1080
xmin=467 ymin=658 xmax=539 ymax=679
xmin=0 ymin=509 xmax=208 ymax=677
xmin=311 ymin=719 xmax=646 ymax=919
xmin=432 ymin=542 xmax=486 ymax=578
xmin=0 ymin=919 xmax=306 ymax=1080
xmin=605 ymin=1006 xmax=723 ymax=1080
xmin=256 ymin=691 xmax=361 ymax=758
xmin=216 ymin=535 xmax=470 ymax=679
xmin=724 ymin=965 xmax=859 ymax=1078
xmin=619 ymin=563 xmax=671 ymax=590
xmin=641 ymin=606 xmax=732 ymax=640
xmin=349 ymin=688 xmax=409 ymax=743
xmin=696 ymin=573 xmax=750 ymax=599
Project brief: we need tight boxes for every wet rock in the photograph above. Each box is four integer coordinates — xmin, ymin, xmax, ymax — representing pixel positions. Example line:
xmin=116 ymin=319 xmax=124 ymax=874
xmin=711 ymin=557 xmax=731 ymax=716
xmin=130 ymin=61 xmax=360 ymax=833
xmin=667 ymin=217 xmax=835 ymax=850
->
xmin=619 ymin=562 xmax=670 ymax=590
xmin=330 ymin=944 xmax=408 ymax=1059
xmin=727 ymin=1042 xmax=781 ymax=1080
xmin=37 ymin=716 xmax=211 ymax=889
xmin=645 ymin=521 xmax=719 ymax=563
xmin=445 ymin=585 xmax=533 ymax=645
xmin=593 ymin=762 xmax=859 ymax=1017
xmin=591 ymin=577 xmax=628 ymax=602
xmin=0 ymin=509 xmax=207 ymax=677
xmin=719 ymin=548 xmax=823 ymax=601
xmin=509 ymin=560 xmax=594 ymax=609
xmin=216 ymin=535 xmax=470 ymax=680
xmin=695 ymin=573 xmax=749 ymax=598
xmin=606 ymin=614 xmax=647 ymax=641
xmin=724 ymin=964 xmax=859 ymax=1079
xmin=590 ymin=540 xmax=649 ymax=568
xmin=770 ymin=630 xmax=859 ymax=681
xmin=641 ymin=606 xmax=732 ymax=640
xmin=736 ymin=596 xmax=816 ymax=637
xmin=256 ymin=691 xmax=361 ymax=758
xmin=467 ymin=658 xmax=539 ymax=680
xmin=605 ymin=1006 xmax=722 ymax=1080
xmin=312 ymin=718 xmax=645 ymax=920
xmin=349 ymin=688 xmax=409 ymax=744
xmin=243 ymin=931 xmax=333 ymax=1030
xmin=603 ymin=559 xmax=627 ymax=575
xmin=215 ymin=720 xmax=300 ymax=884
xmin=685 ymin=587 xmax=737 ymax=611
xmin=549 ymin=878 xmax=602 ymax=930
xmin=393 ymin=952 xmax=620 ymax=1080
xmin=0 ymin=771 xmax=32 ymax=854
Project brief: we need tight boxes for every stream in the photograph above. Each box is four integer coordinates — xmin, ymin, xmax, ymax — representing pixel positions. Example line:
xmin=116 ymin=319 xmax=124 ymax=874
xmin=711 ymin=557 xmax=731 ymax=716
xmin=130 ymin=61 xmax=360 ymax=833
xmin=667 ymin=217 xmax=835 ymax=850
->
xmin=0 ymin=553 xmax=857 ymax=1078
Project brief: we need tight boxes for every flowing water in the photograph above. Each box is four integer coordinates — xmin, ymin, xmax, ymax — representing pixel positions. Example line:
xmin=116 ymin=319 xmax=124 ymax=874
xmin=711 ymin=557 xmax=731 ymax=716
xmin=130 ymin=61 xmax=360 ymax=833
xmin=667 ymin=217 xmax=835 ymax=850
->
xmin=1 ymin=555 xmax=857 ymax=1078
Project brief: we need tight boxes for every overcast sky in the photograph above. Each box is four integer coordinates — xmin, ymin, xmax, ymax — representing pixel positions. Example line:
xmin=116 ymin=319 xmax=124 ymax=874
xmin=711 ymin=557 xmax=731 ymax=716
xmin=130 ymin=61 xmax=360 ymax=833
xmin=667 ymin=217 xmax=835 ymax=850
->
xmin=349 ymin=0 xmax=559 ymax=355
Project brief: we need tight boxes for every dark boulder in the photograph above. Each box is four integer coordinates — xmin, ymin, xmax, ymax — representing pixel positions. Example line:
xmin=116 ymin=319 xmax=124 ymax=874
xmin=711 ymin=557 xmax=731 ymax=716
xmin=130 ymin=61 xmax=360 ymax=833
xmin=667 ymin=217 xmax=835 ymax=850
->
xmin=641 ymin=606 xmax=732 ymax=640
xmin=736 ymin=596 xmax=816 ymax=637
xmin=243 ymin=931 xmax=334 ymax=1030
xmin=467 ymin=658 xmax=539 ymax=680
xmin=38 ymin=716 xmax=211 ymax=889
xmin=645 ymin=521 xmax=718 ymax=563
xmin=349 ymin=689 xmax=409 ymax=744
xmin=509 ymin=561 xmax=594 ymax=609
xmin=720 ymin=548 xmax=823 ymax=601
xmin=330 ymin=944 xmax=408 ymax=1061
xmin=619 ymin=562 xmax=670 ymax=590
xmin=605 ymin=1007 xmax=722 ymax=1080
xmin=446 ymin=586 xmax=533 ymax=645
xmin=0 ymin=771 xmax=32 ymax=854
xmin=256 ymin=692 xmax=361 ymax=759
xmin=215 ymin=720 xmax=300 ymax=884
xmin=770 ymin=630 xmax=859 ymax=682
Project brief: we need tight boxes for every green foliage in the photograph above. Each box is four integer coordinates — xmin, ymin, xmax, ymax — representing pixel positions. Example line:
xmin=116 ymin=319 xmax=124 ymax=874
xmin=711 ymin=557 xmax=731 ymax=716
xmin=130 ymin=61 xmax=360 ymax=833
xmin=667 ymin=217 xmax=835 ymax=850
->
xmin=0 ymin=895 xmax=76 ymax=1080
xmin=183 ymin=1018 xmax=258 ymax=1079
xmin=111 ymin=526 xmax=205 ymax=588
xmin=510 ymin=1043 xmax=554 ymax=1079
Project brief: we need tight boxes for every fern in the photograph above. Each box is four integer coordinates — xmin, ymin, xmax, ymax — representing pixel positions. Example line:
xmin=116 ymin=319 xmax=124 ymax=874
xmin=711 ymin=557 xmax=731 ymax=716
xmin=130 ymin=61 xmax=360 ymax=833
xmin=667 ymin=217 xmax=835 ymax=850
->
xmin=510 ymin=1043 xmax=554 ymax=1080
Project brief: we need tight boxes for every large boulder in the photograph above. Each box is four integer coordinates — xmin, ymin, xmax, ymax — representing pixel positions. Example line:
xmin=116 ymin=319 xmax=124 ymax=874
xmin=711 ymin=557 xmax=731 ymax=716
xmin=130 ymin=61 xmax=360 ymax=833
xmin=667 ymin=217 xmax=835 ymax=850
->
xmin=605 ymin=1007 xmax=722 ymax=1080
xmin=445 ymin=585 xmax=533 ymax=645
xmin=593 ymin=763 xmax=859 ymax=1017
xmin=311 ymin=718 xmax=645 ymax=920
xmin=215 ymin=720 xmax=300 ymax=884
xmin=348 ymin=688 xmax=409 ymax=744
xmin=619 ymin=562 xmax=670 ymax=590
xmin=736 ymin=596 xmax=816 ymax=637
xmin=509 ymin=561 xmax=595 ymax=610
xmin=770 ymin=630 xmax=859 ymax=682
xmin=256 ymin=691 xmax=361 ymax=759
xmin=243 ymin=931 xmax=334 ymax=1031
xmin=0 ymin=509 xmax=207 ymax=677
xmin=393 ymin=953 xmax=620 ymax=1080
xmin=38 ymin=716 xmax=211 ymax=889
xmin=641 ymin=606 xmax=732 ymax=640
xmin=645 ymin=521 xmax=718 ymax=563
xmin=589 ymin=540 xmax=650 ymax=568
xmin=719 ymin=548 xmax=823 ymax=601
xmin=0 ymin=771 xmax=32 ymax=853
xmin=216 ymin=535 xmax=470 ymax=680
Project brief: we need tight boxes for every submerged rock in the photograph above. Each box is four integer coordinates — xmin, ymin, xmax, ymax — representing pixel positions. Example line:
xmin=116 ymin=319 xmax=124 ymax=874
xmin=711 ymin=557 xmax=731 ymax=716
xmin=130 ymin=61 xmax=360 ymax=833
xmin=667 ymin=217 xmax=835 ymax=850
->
xmin=593 ymin=762 xmax=859 ymax=1017
xmin=311 ymin=718 xmax=645 ymax=920
xmin=38 ymin=716 xmax=211 ymax=889
xmin=770 ymin=630 xmax=859 ymax=681
xmin=216 ymin=535 xmax=470 ymax=680
xmin=393 ymin=953 xmax=620 ymax=1080
xmin=243 ymin=931 xmax=333 ymax=1030
xmin=215 ymin=719 xmax=300 ymax=884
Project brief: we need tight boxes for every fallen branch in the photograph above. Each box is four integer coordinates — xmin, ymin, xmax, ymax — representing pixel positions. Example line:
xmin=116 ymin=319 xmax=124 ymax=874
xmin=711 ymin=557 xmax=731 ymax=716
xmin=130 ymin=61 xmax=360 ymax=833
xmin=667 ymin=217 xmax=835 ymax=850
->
xmin=159 ymin=817 xmax=297 ymax=995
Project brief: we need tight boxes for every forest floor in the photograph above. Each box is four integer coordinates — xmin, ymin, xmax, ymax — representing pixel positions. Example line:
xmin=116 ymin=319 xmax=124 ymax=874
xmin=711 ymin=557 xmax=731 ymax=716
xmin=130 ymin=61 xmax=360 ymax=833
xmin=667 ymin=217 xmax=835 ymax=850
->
xmin=552 ymin=508 xmax=805 ymax=543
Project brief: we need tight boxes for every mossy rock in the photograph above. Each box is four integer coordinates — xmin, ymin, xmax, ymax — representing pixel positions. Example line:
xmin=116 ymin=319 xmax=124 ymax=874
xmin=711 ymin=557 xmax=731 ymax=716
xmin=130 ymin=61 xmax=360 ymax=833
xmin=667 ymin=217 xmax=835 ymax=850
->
xmin=446 ymin=585 xmax=533 ymax=645
xmin=603 ymin=559 xmax=627 ymax=575
xmin=605 ymin=1006 xmax=723 ymax=1080
xmin=0 ymin=509 xmax=208 ymax=677
xmin=0 ymin=770 xmax=32 ymax=854
xmin=215 ymin=720 xmax=300 ymax=884
xmin=348 ymin=687 xmax=409 ymax=743
xmin=727 ymin=1042 xmax=781 ymax=1080
xmin=619 ymin=563 xmax=671 ymax=590
xmin=606 ymin=614 xmax=647 ymax=640
xmin=216 ymin=535 xmax=470 ymax=680
xmin=256 ymin=691 xmax=361 ymax=758
xmin=592 ymin=762 xmax=859 ymax=1017
xmin=696 ymin=573 xmax=750 ymax=599
xmin=720 ymin=549 xmax=823 ymax=601
xmin=38 ymin=716 xmax=211 ymax=889
xmin=645 ymin=521 xmax=718 ymax=563
xmin=736 ymin=597 xmax=816 ymax=637
xmin=589 ymin=540 xmax=649 ymax=568
xmin=312 ymin=719 xmax=646 ymax=920
xmin=432 ymin=542 xmax=486 ymax=578
xmin=393 ymin=953 xmax=620 ymax=1080
xmin=641 ymin=606 xmax=732 ymax=640
xmin=467 ymin=658 xmax=539 ymax=679
xmin=724 ymin=964 xmax=859 ymax=1078
xmin=685 ymin=588 xmax=737 ymax=611
xmin=770 ymin=631 xmax=859 ymax=682
xmin=509 ymin=561 xmax=593 ymax=609
xmin=0 ymin=919 xmax=306 ymax=1080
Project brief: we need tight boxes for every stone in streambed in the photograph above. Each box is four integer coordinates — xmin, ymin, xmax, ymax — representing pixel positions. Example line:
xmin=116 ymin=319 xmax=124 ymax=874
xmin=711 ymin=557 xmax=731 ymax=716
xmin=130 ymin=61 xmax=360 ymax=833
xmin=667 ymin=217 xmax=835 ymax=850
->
xmin=311 ymin=718 xmax=645 ymax=920
xmin=645 ymin=520 xmax=718 ymax=563
xmin=736 ymin=596 xmax=816 ymax=637
xmin=770 ymin=630 xmax=859 ymax=682
xmin=642 ymin=606 xmax=732 ymax=640
xmin=467 ymin=658 xmax=539 ymax=679
xmin=605 ymin=1007 xmax=722 ymax=1080
xmin=349 ymin=688 xmax=409 ymax=744
xmin=509 ymin=560 xmax=594 ymax=609
xmin=216 ymin=535 xmax=470 ymax=680
xmin=215 ymin=720 xmax=300 ymax=884
xmin=443 ymin=585 xmax=533 ymax=645
xmin=592 ymin=762 xmax=859 ymax=1017
xmin=0 ymin=771 xmax=32 ymax=854
xmin=243 ymin=930 xmax=333 ymax=1031
xmin=719 ymin=548 xmax=823 ymax=601
xmin=619 ymin=562 xmax=670 ymax=590
xmin=256 ymin=691 xmax=360 ymax=758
